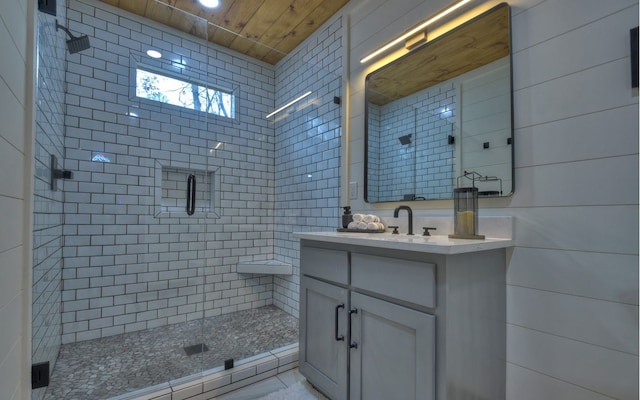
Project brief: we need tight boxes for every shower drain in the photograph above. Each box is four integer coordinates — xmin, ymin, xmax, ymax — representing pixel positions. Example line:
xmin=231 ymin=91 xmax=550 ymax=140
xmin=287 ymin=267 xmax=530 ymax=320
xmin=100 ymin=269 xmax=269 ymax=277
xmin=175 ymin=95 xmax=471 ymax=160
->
xmin=183 ymin=343 xmax=209 ymax=356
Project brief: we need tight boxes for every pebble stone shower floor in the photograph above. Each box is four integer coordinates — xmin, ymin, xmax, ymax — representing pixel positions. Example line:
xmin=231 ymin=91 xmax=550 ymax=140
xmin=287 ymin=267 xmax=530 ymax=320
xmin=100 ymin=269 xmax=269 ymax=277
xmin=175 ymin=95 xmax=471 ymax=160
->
xmin=43 ymin=306 xmax=299 ymax=400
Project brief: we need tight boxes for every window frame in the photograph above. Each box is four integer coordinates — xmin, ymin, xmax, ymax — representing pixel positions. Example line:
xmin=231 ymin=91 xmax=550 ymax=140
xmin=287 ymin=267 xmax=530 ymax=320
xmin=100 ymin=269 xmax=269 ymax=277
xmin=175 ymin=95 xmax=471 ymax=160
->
xmin=131 ymin=59 xmax=237 ymax=121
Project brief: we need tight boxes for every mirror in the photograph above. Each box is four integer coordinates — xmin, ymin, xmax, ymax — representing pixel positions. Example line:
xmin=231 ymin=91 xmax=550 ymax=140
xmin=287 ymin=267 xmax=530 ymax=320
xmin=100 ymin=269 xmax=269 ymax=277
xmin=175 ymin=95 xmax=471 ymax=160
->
xmin=365 ymin=3 xmax=513 ymax=203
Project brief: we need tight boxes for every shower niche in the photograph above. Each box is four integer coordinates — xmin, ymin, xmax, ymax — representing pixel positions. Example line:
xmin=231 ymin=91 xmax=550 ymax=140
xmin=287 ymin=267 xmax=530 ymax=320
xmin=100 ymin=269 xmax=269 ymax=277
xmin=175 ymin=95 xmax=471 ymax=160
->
xmin=154 ymin=161 xmax=220 ymax=218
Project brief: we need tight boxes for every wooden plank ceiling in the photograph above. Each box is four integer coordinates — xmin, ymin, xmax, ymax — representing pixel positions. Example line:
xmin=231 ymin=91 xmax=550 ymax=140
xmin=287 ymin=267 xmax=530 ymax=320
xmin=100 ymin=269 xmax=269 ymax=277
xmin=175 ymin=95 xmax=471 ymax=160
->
xmin=100 ymin=0 xmax=350 ymax=64
xmin=367 ymin=4 xmax=510 ymax=106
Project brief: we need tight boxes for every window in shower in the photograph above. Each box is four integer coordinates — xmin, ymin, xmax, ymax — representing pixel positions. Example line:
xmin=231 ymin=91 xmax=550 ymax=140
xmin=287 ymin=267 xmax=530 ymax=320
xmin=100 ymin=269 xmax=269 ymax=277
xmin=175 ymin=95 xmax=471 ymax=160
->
xmin=135 ymin=66 xmax=235 ymax=118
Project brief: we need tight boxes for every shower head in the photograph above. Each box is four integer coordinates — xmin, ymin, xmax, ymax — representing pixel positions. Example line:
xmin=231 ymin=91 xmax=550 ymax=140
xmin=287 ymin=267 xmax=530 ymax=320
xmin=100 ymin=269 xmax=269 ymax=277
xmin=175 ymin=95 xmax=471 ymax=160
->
xmin=56 ymin=20 xmax=91 ymax=54
xmin=398 ymin=134 xmax=412 ymax=145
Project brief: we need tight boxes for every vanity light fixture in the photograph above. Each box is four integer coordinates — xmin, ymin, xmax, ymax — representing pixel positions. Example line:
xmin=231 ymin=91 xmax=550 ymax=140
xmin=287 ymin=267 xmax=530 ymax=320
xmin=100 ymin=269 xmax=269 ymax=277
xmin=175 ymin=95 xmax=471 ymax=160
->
xmin=198 ymin=0 xmax=220 ymax=8
xmin=265 ymin=91 xmax=312 ymax=118
xmin=360 ymin=0 xmax=472 ymax=63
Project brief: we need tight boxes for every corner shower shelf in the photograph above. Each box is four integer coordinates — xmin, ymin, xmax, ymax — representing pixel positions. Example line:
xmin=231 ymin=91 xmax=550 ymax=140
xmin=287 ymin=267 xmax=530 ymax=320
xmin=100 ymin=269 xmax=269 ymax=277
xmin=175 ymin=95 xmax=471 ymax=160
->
xmin=237 ymin=260 xmax=293 ymax=275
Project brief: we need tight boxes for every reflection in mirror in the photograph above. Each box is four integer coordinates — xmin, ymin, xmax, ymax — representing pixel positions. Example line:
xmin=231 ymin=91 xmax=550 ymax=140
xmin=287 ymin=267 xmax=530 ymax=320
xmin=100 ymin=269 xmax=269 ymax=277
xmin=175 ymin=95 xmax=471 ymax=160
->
xmin=365 ymin=3 xmax=513 ymax=203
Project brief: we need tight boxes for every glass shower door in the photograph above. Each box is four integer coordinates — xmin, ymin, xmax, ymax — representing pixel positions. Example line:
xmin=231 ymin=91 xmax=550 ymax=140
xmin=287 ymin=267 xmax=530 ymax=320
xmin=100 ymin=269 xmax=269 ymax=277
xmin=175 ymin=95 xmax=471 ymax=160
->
xmin=32 ymin=0 xmax=344 ymax=397
xmin=132 ymin=4 xmax=214 ymax=387
xmin=32 ymin=1 xmax=215 ymax=398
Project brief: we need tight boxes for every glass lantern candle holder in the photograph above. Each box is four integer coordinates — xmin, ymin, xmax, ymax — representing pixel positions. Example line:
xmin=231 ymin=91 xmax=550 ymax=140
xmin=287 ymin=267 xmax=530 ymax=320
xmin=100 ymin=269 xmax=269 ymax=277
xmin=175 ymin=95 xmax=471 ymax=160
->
xmin=449 ymin=187 xmax=485 ymax=240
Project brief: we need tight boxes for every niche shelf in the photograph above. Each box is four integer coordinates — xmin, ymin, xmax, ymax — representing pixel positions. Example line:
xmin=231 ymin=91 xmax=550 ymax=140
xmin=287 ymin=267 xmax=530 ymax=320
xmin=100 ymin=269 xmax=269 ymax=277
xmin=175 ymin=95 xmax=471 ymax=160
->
xmin=154 ymin=160 xmax=220 ymax=218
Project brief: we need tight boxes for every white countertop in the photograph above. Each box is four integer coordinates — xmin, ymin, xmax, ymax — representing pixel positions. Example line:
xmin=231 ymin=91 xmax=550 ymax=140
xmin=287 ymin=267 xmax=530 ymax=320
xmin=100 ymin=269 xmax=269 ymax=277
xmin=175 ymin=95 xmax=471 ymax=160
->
xmin=294 ymin=231 xmax=513 ymax=255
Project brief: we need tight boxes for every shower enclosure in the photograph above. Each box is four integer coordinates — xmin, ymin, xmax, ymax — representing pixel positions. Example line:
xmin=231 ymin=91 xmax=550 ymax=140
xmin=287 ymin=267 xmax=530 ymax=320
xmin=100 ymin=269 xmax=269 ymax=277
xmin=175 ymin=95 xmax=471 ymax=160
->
xmin=32 ymin=0 xmax=343 ymax=399
xmin=366 ymin=82 xmax=456 ymax=203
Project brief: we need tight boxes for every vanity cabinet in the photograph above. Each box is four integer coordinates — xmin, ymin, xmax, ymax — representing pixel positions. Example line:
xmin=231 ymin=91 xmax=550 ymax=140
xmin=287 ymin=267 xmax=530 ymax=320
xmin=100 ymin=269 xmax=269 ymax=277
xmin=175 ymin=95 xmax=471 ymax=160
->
xmin=298 ymin=239 xmax=506 ymax=400
xmin=348 ymin=291 xmax=435 ymax=400
xmin=300 ymin=275 xmax=349 ymax=399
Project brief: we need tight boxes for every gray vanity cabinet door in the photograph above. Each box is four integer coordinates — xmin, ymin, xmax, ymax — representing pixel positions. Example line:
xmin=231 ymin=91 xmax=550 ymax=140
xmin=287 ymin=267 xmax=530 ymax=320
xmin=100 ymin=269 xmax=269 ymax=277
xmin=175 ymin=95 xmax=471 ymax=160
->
xmin=349 ymin=292 xmax=435 ymax=400
xmin=299 ymin=276 xmax=349 ymax=400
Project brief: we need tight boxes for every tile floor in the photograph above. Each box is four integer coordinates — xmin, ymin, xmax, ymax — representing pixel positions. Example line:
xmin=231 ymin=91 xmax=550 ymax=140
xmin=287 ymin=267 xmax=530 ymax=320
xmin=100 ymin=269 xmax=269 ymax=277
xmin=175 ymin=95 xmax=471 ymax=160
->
xmin=214 ymin=368 xmax=326 ymax=400
xmin=43 ymin=306 xmax=298 ymax=400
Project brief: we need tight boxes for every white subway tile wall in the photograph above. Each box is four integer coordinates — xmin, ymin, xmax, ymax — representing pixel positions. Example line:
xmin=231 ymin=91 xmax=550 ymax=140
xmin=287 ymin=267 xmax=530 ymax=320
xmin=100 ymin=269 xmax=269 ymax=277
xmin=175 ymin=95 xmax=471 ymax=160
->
xmin=32 ymin=3 xmax=67 ymax=400
xmin=368 ymin=82 xmax=455 ymax=202
xmin=272 ymin=15 xmax=343 ymax=317
xmin=61 ymin=0 xmax=282 ymax=343
xmin=60 ymin=0 xmax=342 ymax=345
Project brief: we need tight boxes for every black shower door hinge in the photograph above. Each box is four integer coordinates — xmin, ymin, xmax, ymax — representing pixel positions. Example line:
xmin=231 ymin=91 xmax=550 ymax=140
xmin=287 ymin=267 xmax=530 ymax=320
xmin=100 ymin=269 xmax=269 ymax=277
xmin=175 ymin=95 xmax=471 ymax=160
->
xmin=38 ymin=0 xmax=57 ymax=16
xmin=32 ymin=362 xmax=50 ymax=389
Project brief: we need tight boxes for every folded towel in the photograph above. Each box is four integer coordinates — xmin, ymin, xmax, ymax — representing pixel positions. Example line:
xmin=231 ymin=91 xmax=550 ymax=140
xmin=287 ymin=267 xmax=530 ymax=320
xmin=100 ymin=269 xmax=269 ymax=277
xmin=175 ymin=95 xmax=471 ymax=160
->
xmin=352 ymin=213 xmax=365 ymax=222
xmin=362 ymin=214 xmax=380 ymax=223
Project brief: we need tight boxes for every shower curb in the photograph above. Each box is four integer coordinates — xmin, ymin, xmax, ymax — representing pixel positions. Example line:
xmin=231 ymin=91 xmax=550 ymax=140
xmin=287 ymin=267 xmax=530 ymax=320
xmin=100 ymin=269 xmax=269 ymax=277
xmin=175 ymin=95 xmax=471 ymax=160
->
xmin=111 ymin=344 xmax=299 ymax=400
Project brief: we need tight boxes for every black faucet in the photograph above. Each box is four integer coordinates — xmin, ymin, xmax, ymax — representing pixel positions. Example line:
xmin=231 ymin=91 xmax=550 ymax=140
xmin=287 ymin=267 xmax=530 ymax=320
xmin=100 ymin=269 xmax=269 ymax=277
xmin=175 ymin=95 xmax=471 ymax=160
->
xmin=393 ymin=205 xmax=414 ymax=235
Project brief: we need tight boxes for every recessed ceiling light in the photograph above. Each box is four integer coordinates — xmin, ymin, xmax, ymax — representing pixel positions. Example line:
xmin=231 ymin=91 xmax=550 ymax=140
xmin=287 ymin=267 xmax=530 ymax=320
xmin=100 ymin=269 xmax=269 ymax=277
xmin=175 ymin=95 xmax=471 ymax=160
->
xmin=198 ymin=0 xmax=220 ymax=8
xmin=146 ymin=49 xmax=162 ymax=58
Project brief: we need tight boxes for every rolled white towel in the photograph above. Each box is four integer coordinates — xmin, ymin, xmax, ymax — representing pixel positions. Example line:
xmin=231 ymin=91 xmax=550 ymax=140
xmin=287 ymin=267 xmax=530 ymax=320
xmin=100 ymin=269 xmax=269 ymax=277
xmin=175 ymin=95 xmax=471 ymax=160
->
xmin=348 ymin=221 xmax=369 ymax=230
xmin=348 ymin=219 xmax=384 ymax=231
xmin=362 ymin=214 xmax=379 ymax=223
xmin=352 ymin=213 xmax=365 ymax=222
xmin=367 ymin=222 xmax=384 ymax=230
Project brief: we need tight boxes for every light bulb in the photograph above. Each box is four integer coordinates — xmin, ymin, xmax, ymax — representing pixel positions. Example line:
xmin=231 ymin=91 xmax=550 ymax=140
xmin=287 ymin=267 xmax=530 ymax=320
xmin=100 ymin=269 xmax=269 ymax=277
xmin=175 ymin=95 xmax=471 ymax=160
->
xmin=198 ymin=0 xmax=220 ymax=8
xmin=146 ymin=49 xmax=162 ymax=58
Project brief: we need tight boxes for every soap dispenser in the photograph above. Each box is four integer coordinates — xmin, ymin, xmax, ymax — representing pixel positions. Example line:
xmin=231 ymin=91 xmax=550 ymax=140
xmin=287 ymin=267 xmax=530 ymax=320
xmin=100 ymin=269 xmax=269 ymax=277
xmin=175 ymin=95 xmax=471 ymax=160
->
xmin=342 ymin=206 xmax=353 ymax=228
